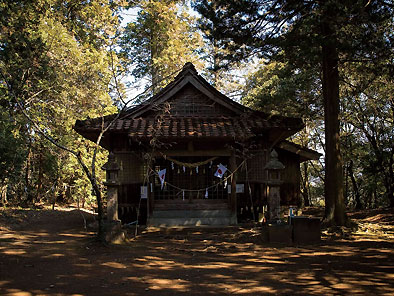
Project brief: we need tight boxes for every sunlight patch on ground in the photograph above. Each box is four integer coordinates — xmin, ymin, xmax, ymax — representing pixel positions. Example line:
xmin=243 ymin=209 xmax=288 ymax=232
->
xmin=29 ymin=231 xmax=50 ymax=237
xmin=223 ymin=251 xmax=258 ymax=257
xmin=239 ymin=264 xmax=273 ymax=271
xmin=42 ymin=253 xmax=65 ymax=258
xmin=332 ymin=282 xmax=356 ymax=290
xmin=210 ymin=281 xmax=278 ymax=295
xmin=124 ymin=276 xmax=191 ymax=292
xmin=244 ymin=256 xmax=290 ymax=265
xmin=101 ymin=261 xmax=127 ymax=269
xmin=195 ymin=262 xmax=239 ymax=270
xmin=38 ymin=240 xmax=66 ymax=245
xmin=72 ymin=273 xmax=90 ymax=279
xmin=147 ymin=278 xmax=190 ymax=292
xmin=59 ymin=233 xmax=90 ymax=238
xmin=384 ymin=273 xmax=394 ymax=279
xmin=4 ymin=289 xmax=33 ymax=296
xmin=2 ymin=249 xmax=26 ymax=255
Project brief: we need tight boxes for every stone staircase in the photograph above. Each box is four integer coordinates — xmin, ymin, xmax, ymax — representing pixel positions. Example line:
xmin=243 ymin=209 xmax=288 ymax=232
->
xmin=148 ymin=209 xmax=235 ymax=227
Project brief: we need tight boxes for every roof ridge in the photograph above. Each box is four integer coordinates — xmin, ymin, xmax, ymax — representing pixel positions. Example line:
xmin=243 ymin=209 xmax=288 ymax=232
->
xmin=122 ymin=62 xmax=249 ymax=119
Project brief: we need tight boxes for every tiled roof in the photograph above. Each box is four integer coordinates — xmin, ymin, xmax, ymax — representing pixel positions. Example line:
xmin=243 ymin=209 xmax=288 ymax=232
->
xmin=74 ymin=115 xmax=302 ymax=141
xmin=73 ymin=63 xmax=304 ymax=145
xmin=278 ymin=140 xmax=322 ymax=161
xmin=123 ymin=62 xmax=248 ymax=119
xmin=130 ymin=117 xmax=257 ymax=139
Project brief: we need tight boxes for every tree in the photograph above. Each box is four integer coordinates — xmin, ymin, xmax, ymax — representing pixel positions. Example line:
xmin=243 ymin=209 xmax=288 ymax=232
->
xmin=120 ymin=0 xmax=203 ymax=94
xmin=0 ymin=0 xmax=123 ymax=239
xmin=194 ymin=0 xmax=394 ymax=225
xmin=342 ymin=64 xmax=394 ymax=208
xmin=242 ymin=59 xmax=325 ymax=206
xmin=0 ymin=108 xmax=25 ymax=205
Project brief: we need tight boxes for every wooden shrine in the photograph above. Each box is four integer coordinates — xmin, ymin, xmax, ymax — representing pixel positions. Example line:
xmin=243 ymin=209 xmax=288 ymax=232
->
xmin=74 ymin=63 xmax=320 ymax=226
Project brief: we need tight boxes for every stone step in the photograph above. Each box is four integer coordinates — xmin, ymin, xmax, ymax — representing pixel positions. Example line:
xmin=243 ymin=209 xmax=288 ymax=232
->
xmin=148 ymin=217 xmax=232 ymax=227
xmin=152 ymin=209 xmax=231 ymax=218
xmin=148 ymin=208 xmax=237 ymax=227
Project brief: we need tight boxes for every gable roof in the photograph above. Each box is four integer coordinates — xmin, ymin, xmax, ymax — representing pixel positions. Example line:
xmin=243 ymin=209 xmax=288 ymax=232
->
xmin=121 ymin=62 xmax=248 ymax=119
xmin=74 ymin=63 xmax=305 ymax=148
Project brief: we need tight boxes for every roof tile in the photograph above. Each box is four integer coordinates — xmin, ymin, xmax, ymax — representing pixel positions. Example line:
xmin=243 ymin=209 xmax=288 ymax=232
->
xmin=74 ymin=114 xmax=303 ymax=142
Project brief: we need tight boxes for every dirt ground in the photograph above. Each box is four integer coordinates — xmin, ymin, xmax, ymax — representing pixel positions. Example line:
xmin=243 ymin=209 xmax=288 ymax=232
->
xmin=0 ymin=207 xmax=393 ymax=295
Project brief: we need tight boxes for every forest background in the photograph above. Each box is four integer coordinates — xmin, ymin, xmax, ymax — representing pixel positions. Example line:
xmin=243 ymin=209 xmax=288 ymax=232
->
xmin=0 ymin=0 xmax=393 ymax=226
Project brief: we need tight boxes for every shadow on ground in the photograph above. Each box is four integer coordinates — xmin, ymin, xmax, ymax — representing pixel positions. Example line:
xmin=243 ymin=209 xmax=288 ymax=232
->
xmin=0 ymin=208 xmax=393 ymax=295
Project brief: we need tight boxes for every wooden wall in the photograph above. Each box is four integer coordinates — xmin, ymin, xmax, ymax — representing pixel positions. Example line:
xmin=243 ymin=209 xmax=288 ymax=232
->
xmin=235 ymin=148 xmax=301 ymax=221
xmin=112 ymin=147 xmax=301 ymax=224
xmin=115 ymin=153 xmax=145 ymax=184
xmin=277 ymin=148 xmax=301 ymax=206
xmin=114 ymin=152 xmax=147 ymax=224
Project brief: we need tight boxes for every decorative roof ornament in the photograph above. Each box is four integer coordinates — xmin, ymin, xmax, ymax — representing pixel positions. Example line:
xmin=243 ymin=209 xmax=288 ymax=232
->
xmin=182 ymin=62 xmax=197 ymax=72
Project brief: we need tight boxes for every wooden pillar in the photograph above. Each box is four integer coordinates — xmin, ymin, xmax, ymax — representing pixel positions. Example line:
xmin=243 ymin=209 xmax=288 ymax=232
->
xmin=229 ymin=151 xmax=237 ymax=225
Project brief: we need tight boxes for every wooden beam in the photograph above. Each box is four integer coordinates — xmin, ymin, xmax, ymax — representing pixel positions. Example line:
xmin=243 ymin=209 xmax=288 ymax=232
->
xmin=154 ymin=149 xmax=232 ymax=157
xmin=277 ymin=142 xmax=321 ymax=161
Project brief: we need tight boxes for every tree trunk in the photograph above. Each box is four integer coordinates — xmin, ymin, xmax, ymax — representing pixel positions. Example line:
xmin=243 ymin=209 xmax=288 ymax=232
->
xmin=76 ymin=152 xmax=105 ymax=241
xmin=35 ymin=145 xmax=44 ymax=202
xmin=388 ymin=187 xmax=394 ymax=208
xmin=1 ymin=181 xmax=7 ymax=207
xmin=301 ymin=162 xmax=310 ymax=207
xmin=321 ymin=19 xmax=346 ymax=226
xmin=348 ymin=160 xmax=362 ymax=210
xmin=25 ymin=136 xmax=33 ymax=204
xmin=388 ymin=145 xmax=394 ymax=208
xmin=385 ymin=172 xmax=394 ymax=208
xmin=344 ymin=161 xmax=349 ymax=206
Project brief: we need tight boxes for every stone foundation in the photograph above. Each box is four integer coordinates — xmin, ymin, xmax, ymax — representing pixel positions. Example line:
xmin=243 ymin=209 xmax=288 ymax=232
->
xmin=261 ymin=217 xmax=321 ymax=244
xmin=291 ymin=217 xmax=321 ymax=244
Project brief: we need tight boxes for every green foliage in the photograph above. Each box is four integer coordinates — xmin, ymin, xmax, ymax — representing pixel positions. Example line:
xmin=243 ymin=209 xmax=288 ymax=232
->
xmin=194 ymin=0 xmax=393 ymax=67
xmin=194 ymin=0 xmax=393 ymax=215
xmin=120 ymin=0 xmax=203 ymax=94
xmin=242 ymin=60 xmax=320 ymax=118
xmin=342 ymin=62 xmax=394 ymax=208
xmin=241 ymin=58 xmax=326 ymax=204
xmin=0 ymin=108 xmax=25 ymax=187
xmin=0 ymin=0 xmax=122 ymax=206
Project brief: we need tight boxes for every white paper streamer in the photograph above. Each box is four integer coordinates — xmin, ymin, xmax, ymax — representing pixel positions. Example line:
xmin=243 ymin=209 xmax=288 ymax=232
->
xmin=158 ymin=168 xmax=166 ymax=189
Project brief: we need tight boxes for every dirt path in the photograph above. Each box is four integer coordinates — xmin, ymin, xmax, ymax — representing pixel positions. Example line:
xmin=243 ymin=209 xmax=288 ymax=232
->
xmin=1 ymin=208 xmax=393 ymax=295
